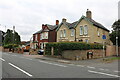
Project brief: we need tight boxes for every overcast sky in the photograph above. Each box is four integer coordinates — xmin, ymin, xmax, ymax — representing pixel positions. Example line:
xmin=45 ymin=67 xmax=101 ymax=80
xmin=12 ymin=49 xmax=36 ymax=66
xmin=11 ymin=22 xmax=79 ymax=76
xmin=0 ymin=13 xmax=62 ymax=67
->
xmin=0 ymin=0 xmax=119 ymax=41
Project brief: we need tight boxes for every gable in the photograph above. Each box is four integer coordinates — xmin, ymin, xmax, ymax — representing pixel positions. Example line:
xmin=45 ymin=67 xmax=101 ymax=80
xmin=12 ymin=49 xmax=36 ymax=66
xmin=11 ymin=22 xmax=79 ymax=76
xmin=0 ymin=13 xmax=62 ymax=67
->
xmin=56 ymin=22 xmax=69 ymax=31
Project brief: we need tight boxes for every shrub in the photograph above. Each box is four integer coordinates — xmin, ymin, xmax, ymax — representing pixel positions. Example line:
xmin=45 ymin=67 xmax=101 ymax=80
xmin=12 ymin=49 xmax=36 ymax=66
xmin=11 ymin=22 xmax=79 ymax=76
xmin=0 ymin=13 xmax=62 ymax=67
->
xmin=45 ymin=42 xmax=103 ymax=56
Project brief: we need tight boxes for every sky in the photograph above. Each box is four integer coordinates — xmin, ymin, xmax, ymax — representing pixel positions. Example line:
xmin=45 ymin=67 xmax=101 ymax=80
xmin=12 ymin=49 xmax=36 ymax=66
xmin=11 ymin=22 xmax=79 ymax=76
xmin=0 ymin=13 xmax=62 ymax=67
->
xmin=0 ymin=0 xmax=119 ymax=41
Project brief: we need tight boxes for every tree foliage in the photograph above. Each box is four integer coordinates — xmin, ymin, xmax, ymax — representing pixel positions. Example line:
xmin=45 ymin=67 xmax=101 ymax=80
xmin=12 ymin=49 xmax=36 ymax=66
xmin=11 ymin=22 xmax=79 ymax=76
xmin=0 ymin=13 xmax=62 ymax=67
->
xmin=110 ymin=20 xmax=120 ymax=46
xmin=3 ymin=29 xmax=21 ymax=46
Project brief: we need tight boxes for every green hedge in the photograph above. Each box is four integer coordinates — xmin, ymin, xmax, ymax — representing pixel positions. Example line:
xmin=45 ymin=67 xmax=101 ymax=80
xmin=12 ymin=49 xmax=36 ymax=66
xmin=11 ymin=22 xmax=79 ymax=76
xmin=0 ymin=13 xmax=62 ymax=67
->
xmin=45 ymin=42 xmax=103 ymax=56
xmin=3 ymin=44 xmax=19 ymax=49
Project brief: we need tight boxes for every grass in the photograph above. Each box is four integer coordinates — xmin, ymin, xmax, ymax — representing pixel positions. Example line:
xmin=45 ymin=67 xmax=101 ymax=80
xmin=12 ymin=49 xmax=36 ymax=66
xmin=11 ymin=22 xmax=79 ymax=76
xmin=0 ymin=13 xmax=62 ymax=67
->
xmin=102 ymin=57 xmax=120 ymax=63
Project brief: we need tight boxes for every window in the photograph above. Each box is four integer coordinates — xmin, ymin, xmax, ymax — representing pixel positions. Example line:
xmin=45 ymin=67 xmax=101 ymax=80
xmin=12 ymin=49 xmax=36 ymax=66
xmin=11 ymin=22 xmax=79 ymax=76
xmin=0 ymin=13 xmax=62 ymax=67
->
xmin=80 ymin=26 xmax=83 ymax=35
xmin=71 ymin=29 xmax=75 ymax=36
xmin=36 ymin=34 xmax=37 ymax=41
xmin=63 ymin=29 xmax=66 ymax=37
xmin=84 ymin=25 xmax=88 ymax=35
xmin=40 ymin=34 xmax=42 ymax=40
xmin=85 ymin=39 xmax=89 ymax=43
xmin=97 ymin=28 xmax=100 ymax=37
xmin=60 ymin=30 xmax=63 ymax=37
xmin=45 ymin=32 xmax=48 ymax=39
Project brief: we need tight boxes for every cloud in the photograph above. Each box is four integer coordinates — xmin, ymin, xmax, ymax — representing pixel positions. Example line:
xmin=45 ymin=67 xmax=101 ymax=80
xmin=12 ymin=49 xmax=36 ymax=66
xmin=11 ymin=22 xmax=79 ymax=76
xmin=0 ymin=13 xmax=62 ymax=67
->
xmin=0 ymin=0 xmax=119 ymax=41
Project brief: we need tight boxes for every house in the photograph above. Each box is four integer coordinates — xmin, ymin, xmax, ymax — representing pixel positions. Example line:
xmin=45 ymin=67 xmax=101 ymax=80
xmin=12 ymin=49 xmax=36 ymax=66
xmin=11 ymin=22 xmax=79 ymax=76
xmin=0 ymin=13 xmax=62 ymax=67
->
xmin=56 ymin=9 xmax=110 ymax=45
xmin=33 ymin=20 xmax=59 ymax=49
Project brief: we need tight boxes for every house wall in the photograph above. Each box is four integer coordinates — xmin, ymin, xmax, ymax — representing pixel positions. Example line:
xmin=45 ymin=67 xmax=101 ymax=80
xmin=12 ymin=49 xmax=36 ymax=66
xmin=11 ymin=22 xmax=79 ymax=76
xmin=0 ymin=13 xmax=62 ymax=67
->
xmin=57 ymin=24 xmax=75 ymax=42
xmin=75 ymin=19 xmax=110 ymax=45
xmin=49 ymin=30 xmax=57 ymax=42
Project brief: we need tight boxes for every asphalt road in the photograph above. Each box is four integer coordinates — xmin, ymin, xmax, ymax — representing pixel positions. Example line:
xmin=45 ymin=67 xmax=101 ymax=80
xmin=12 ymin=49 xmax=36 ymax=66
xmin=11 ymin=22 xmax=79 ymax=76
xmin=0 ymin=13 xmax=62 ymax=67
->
xmin=0 ymin=52 xmax=120 ymax=79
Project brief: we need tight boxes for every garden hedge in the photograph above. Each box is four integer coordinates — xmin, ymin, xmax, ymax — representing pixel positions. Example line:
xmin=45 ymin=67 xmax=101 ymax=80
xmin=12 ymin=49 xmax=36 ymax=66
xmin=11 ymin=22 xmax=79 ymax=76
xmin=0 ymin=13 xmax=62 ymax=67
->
xmin=45 ymin=42 xmax=103 ymax=56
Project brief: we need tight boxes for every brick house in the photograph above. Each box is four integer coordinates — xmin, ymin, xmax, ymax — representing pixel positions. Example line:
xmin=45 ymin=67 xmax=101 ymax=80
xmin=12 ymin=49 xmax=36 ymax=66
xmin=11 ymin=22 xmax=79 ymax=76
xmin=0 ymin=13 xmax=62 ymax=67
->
xmin=33 ymin=20 xmax=59 ymax=49
xmin=56 ymin=9 xmax=110 ymax=45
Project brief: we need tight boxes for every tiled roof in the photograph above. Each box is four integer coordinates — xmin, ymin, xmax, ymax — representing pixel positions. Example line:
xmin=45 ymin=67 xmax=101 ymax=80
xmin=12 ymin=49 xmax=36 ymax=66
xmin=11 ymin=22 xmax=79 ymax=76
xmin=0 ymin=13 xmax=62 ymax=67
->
xmin=86 ymin=17 xmax=109 ymax=31
xmin=64 ymin=21 xmax=78 ymax=29
xmin=33 ymin=29 xmax=42 ymax=34
xmin=46 ymin=24 xmax=58 ymax=30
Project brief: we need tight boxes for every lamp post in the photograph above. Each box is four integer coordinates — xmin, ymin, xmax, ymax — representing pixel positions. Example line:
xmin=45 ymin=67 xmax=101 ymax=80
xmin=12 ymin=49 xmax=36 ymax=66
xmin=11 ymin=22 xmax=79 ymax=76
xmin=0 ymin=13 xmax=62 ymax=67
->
xmin=12 ymin=26 xmax=15 ymax=52
xmin=115 ymin=25 xmax=119 ymax=56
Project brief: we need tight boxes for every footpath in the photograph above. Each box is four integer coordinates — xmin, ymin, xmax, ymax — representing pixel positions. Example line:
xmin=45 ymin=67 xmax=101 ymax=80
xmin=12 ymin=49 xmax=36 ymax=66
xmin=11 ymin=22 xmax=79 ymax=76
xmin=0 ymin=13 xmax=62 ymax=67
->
xmin=23 ymin=54 xmax=119 ymax=66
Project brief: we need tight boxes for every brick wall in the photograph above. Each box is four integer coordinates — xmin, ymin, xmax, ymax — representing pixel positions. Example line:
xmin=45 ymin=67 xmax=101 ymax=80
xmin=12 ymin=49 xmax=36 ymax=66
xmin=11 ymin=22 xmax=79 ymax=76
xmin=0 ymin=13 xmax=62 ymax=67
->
xmin=106 ymin=45 xmax=120 ymax=56
xmin=62 ymin=49 xmax=103 ymax=60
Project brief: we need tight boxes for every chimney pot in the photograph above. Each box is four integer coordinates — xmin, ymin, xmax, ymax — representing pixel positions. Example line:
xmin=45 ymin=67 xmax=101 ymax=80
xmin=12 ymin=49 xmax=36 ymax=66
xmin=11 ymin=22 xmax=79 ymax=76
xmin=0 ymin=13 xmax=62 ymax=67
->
xmin=86 ymin=9 xmax=92 ymax=19
xmin=56 ymin=20 xmax=59 ymax=25
xmin=62 ymin=18 xmax=67 ymax=22
xmin=42 ymin=24 xmax=45 ymax=29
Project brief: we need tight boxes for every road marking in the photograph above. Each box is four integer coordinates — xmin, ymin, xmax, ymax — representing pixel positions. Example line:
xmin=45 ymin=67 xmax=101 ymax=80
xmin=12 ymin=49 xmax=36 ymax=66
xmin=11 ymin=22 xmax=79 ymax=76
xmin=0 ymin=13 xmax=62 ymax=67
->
xmin=39 ymin=60 xmax=67 ymax=67
xmin=99 ymin=68 xmax=105 ymax=71
xmin=76 ymin=65 xmax=84 ymax=67
xmin=9 ymin=63 xmax=33 ymax=77
xmin=87 ymin=66 xmax=95 ymax=69
xmin=88 ymin=70 xmax=120 ymax=78
xmin=114 ymin=71 xmax=120 ymax=73
xmin=0 ymin=58 xmax=5 ymax=61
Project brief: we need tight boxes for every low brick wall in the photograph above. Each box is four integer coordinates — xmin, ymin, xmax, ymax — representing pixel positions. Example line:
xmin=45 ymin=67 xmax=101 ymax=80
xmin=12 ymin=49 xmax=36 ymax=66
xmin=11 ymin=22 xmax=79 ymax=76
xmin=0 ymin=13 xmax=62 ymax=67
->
xmin=62 ymin=49 xmax=103 ymax=60
xmin=106 ymin=45 xmax=120 ymax=56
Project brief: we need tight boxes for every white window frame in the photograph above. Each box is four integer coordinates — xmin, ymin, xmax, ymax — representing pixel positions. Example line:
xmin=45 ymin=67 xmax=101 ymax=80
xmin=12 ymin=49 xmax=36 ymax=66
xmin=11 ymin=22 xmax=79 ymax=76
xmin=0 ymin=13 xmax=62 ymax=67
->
xmin=60 ymin=30 xmax=63 ymax=37
xmin=45 ymin=32 xmax=48 ymax=39
xmin=80 ymin=26 xmax=83 ymax=35
xmin=36 ymin=34 xmax=37 ymax=41
xmin=71 ymin=29 xmax=75 ymax=36
xmin=63 ymin=29 xmax=66 ymax=37
xmin=40 ymin=34 xmax=42 ymax=40
xmin=84 ymin=25 xmax=88 ymax=35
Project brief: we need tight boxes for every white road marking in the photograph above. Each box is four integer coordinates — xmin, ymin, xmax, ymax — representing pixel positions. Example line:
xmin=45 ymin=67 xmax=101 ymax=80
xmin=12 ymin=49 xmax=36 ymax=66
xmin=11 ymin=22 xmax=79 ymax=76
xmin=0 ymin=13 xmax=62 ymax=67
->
xmin=76 ymin=65 xmax=84 ymax=67
xmin=0 ymin=58 xmax=5 ymax=61
xmin=114 ymin=71 xmax=120 ymax=73
xmin=99 ymin=68 xmax=105 ymax=71
xmin=39 ymin=60 xmax=67 ymax=67
xmin=87 ymin=66 xmax=96 ymax=69
xmin=9 ymin=63 xmax=33 ymax=77
xmin=88 ymin=70 xmax=120 ymax=78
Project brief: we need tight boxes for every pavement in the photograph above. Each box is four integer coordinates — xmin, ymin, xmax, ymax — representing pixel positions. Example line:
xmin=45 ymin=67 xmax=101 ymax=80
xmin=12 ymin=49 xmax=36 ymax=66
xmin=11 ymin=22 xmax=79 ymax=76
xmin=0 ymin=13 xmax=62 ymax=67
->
xmin=1 ymin=52 xmax=120 ymax=79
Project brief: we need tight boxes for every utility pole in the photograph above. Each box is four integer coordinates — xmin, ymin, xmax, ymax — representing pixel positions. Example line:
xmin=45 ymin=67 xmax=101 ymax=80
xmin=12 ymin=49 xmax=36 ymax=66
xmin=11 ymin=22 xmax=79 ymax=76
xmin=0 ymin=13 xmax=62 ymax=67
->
xmin=13 ymin=26 xmax=15 ymax=52
xmin=116 ymin=25 xmax=119 ymax=56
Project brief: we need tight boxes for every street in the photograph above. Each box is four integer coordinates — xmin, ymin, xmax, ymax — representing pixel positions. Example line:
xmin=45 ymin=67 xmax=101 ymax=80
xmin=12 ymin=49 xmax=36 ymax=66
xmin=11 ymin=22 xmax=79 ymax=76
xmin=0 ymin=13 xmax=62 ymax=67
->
xmin=0 ymin=52 xmax=120 ymax=79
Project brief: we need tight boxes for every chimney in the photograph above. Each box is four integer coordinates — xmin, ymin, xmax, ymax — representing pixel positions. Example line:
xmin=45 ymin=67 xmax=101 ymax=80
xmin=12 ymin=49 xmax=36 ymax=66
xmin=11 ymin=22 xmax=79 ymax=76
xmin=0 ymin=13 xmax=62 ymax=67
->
xmin=56 ymin=20 xmax=59 ymax=25
xmin=86 ymin=9 xmax=92 ymax=19
xmin=42 ymin=24 xmax=45 ymax=29
xmin=62 ymin=18 xmax=67 ymax=22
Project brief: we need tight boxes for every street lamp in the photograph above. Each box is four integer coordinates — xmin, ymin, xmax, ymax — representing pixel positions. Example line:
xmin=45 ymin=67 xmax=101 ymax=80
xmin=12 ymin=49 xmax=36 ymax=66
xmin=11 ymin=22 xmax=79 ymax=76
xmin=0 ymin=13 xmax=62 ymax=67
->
xmin=114 ymin=25 xmax=119 ymax=56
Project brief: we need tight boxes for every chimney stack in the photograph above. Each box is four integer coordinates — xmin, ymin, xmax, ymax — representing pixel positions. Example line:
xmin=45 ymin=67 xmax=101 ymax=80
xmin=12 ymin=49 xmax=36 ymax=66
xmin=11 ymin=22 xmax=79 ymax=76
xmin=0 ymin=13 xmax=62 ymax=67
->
xmin=56 ymin=20 xmax=59 ymax=25
xmin=42 ymin=24 xmax=45 ymax=29
xmin=86 ymin=9 xmax=92 ymax=19
xmin=62 ymin=18 xmax=67 ymax=22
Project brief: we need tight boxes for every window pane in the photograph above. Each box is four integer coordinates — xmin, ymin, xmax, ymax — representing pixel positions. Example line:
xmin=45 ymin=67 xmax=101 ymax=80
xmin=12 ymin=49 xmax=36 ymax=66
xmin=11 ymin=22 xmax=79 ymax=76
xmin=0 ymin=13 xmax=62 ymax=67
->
xmin=80 ymin=26 xmax=83 ymax=35
xmin=84 ymin=25 xmax=88 ymax=35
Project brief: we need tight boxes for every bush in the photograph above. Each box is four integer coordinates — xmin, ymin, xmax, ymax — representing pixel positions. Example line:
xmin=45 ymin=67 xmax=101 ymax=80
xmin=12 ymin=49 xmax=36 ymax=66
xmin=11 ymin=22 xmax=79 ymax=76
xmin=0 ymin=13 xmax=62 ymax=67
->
xmin=3 ymin=44 xmax=19 ymax=49
xmin=45 ymin=42 xmax=103 ymax=56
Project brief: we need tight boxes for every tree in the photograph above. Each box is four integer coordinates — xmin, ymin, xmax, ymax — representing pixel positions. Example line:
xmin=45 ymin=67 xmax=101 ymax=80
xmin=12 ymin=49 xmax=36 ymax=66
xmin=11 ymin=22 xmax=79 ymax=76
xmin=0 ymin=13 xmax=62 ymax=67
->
xmin=3 ymin=29 xmax=21 ymax=46
xmin=110 ymin=20 xmax=120 ymax=46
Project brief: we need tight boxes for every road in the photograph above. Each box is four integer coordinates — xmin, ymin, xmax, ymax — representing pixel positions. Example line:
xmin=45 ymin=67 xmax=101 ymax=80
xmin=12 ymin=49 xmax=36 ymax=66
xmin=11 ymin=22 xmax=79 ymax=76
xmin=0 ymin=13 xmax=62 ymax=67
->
xmin=0 ymin=52 xmax=120 ymax=79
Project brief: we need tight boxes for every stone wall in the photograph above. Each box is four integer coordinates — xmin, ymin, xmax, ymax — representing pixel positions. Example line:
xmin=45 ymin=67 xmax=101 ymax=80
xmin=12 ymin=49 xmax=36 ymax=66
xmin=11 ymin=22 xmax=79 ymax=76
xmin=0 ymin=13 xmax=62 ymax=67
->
xmin=62 ymin=49 xmax=103 ymax=60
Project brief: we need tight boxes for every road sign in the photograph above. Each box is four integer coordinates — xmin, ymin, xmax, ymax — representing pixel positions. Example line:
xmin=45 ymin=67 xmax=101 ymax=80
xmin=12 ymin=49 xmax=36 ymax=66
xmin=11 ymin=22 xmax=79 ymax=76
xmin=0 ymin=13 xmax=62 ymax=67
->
xmin=102 ymin=35 xmax=106 ymax=39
